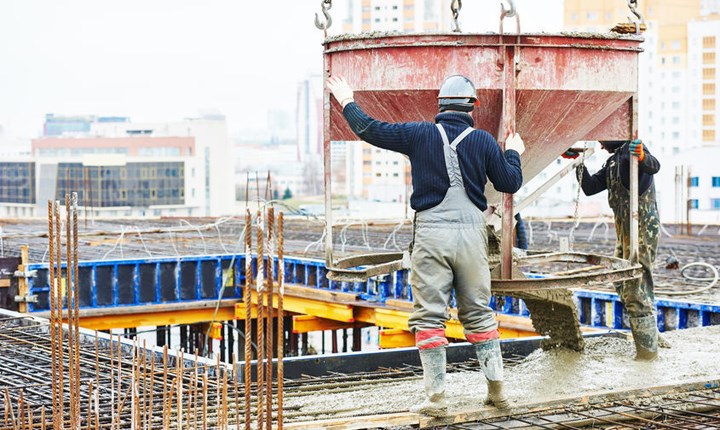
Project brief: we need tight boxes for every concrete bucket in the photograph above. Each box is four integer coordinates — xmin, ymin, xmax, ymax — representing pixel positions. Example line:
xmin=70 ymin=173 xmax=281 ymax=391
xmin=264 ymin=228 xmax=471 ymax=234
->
xmin=325 ymin=32 xmax=643 ymax=204
xmin=322 ymin=31 xmax=646 ymax=350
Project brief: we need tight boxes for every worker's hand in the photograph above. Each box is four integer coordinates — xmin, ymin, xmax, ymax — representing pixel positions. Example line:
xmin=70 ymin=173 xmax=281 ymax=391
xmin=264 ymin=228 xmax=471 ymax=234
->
xmin=505 ymin=132 xmax=525 ymax=155
xmin=561 ymin=149 xmax=580 ymax=159
xmin=327 ymin=76 xmax=355 ymax=108
xmin=629 ymin=139 xmax=645 ymax=161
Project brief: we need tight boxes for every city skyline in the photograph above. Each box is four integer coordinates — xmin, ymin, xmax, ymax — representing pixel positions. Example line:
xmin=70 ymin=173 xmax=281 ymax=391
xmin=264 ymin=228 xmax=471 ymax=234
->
xmin=0 ymin=0 xmax=563 ymax=140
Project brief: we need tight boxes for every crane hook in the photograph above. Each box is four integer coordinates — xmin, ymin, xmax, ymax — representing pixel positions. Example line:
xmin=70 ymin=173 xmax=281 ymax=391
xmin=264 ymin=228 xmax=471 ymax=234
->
xmin=314 ymin=0 xmax=333 ymax=31
xmin=500 ymin=0 xmax=517 ymax=18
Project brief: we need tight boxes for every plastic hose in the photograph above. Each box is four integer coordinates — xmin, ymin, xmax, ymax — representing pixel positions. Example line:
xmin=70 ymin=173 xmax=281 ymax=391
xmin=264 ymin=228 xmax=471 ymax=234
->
xmin=657 ymin=261 xmax=719 ymax=296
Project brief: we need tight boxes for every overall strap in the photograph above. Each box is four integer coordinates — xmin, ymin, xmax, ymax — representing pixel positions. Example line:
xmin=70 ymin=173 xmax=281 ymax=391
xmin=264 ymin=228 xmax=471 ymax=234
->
xmin=436 ymin=124 xmax=474 ymax=188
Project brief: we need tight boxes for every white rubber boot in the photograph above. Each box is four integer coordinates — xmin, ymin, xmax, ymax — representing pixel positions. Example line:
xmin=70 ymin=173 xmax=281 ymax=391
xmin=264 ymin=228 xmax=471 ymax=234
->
xmin=475 ymin=339 xmax=510 ymax=409
xmin=410 ymin=347 xmax=447 ymax=417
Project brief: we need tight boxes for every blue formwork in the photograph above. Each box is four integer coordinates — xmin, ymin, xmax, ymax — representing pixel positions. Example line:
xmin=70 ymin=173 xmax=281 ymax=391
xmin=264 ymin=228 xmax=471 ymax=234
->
xmin=25 ymin=255 xmax=720 ymax=332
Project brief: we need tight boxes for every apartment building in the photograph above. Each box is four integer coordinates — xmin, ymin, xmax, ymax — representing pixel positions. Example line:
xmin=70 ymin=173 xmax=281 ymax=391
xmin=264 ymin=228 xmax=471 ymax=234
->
xmin=563 ymin=0 xmax=720 ymax=224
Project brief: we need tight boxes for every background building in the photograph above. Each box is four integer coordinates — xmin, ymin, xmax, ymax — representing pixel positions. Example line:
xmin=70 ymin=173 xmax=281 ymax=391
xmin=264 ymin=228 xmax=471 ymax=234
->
xmin=560 ymin=0 xmax=719 ymax=224
xmin=0 ymin=113 xmax=233 ymax=218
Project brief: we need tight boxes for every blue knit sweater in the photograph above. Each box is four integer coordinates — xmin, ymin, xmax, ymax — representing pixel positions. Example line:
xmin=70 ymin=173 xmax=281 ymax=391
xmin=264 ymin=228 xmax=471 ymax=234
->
xmin=342 ymin=102 xmax=523 ymax=212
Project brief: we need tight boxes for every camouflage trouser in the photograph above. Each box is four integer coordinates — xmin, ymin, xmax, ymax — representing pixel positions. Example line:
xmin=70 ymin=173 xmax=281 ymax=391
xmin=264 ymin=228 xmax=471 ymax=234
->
xmin=613 ymin=210 xmax=659 ymax=317
xmin=609 ymin=174 xmax=660 ymax=319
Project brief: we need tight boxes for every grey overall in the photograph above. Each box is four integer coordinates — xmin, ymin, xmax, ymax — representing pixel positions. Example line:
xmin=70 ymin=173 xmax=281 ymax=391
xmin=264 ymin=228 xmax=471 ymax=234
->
xmin=409 ymin=124 xmax=498 ymax=342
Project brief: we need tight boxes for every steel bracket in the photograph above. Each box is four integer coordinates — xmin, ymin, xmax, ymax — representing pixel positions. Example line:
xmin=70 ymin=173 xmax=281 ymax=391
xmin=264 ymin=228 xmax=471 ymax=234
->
xmin=14 ymin=270 xmax=37 ymax=278
xmin=15 ymin=294 xmax=38 ymax=303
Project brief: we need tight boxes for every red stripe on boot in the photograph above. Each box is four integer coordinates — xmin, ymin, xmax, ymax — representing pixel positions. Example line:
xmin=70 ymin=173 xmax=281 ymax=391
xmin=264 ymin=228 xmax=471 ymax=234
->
xmin=466 ymin=329 xmax=500 ymax=344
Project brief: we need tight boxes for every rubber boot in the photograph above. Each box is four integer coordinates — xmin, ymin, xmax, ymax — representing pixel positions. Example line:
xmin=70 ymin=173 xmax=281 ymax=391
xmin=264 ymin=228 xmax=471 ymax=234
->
xmin=475 ymin=339 xmax=510 ymax=409
xmin=410 ymin=347 xmax=447 ymax=417
xmin=629 ymin=315 xmax=659 ymax=361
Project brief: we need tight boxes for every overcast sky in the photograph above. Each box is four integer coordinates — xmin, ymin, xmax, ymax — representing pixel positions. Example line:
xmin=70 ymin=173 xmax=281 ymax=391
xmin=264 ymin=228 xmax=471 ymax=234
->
xmin=0 ymin=0 xmax=563 ymax=139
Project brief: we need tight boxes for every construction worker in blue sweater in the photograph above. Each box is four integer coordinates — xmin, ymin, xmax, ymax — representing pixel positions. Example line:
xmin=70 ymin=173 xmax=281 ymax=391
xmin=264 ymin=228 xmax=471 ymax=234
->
xmin=328 ymin=75 xmax=524 ymax=416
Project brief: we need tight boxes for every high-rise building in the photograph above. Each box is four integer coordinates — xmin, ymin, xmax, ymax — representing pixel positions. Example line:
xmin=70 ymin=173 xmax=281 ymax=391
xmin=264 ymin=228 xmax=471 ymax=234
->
xmin=688 ymin=15 xmax=720 ymax=148
xmin=563 ymin=0 xmax=720 ymax=223
xmin=342 ymin=0 xmax=450 ymax=33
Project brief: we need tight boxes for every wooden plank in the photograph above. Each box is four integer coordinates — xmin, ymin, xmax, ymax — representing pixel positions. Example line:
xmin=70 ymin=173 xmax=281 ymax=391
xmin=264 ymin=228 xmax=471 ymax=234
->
xmin=284 ymin=284 xmax=361 ymax=304
xmin=0 ymin=279 xmax=10 ymax=288
xmin=292 ymin=315 xmax=370 ymax=333
xmin=379 ymin=329 xmax=415 ymax=348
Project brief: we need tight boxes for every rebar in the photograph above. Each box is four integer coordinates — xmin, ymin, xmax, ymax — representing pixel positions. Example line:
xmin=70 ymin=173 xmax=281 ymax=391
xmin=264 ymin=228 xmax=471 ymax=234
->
xmin=265 ymin=206 xmax=275 ymax=430
xmin=243 ymin=209 xmax=252 ymax=430
xmin=277 ymin=211 xmax=285 ymax=429
xmin=255 ymin=209 xmax=265 ymax=430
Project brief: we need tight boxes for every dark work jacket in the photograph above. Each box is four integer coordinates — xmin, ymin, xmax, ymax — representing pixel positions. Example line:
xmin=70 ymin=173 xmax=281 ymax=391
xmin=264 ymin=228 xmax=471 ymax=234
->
xmin=342 ymin=102 xmax=522 ymax=212
xmin=578 ymin=143 xmax=660 ymax=197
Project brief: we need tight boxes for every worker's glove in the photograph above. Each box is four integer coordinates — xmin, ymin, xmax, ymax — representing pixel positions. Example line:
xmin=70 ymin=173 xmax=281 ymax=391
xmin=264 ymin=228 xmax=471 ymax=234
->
xmin=505 ymin=132 xmax=525 ymax=155
xmin=629 ymin=139 xmax=645 ymax=161
xmin=561 ymin=149 xmax=579 ymax=159
xmin=327 ymin=76 xmax=355 ymax=108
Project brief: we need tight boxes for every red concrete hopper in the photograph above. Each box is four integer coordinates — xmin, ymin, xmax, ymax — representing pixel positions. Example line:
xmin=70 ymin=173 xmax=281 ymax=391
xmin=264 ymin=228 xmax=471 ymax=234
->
xmin=324 ymin=32 xmax=643 ymax=205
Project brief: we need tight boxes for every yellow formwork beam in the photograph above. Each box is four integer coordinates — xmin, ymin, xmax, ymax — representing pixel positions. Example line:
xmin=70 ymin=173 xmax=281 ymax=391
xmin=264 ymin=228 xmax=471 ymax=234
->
xmin=292 ymin=315 xmax=370 ymax=334
xmin=379 ymin=329 xmax=415 ymax=349
xmin=74 ymin=306 xmax=238 ymax=331
xmin=234 ymin=291 xmax=355 ymax=323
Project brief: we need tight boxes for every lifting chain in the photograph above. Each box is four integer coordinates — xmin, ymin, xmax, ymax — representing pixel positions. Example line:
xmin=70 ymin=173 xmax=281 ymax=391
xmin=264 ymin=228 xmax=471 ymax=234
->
xmin=568 ymin=141 xmax=589 ymax=250
xmin=450 ymin=0 xmax=462 ymax=32
xmin=315 ymin=0 xmax=333 ymax=31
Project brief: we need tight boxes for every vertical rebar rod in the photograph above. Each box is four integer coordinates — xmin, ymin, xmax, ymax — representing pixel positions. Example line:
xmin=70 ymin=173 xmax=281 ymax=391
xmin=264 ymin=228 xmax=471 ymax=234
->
xmin=47 ymin=201 xmax=59 ymax=430
xmin=116 ymin=336 xmax=122 ymax=430
xmin=176 ymin=349 xmax=183 ymax=430
xmin=72 ymin=192 xmax=81 ymax=427
xmin=65 ymin=193 xmax=77 ymax=430
xmin=222 ymin=363 xmax=229 ymax=429
xmin=86 ymin=380 xmax=93 ymax=430
xmin=277 ymin=211 xmax=285 ymax=429
xmin=140 ymin=339 xmax=148 ymax=429
xmin=54 ymin=200 xmax=64 ymax=430
xmin=109 ymin=333 xmax=115 ymax=429
xmin=148 ymin=348 xmax=155 ymax=430
xmin=202 ymin=373 xmax=208 ymax=430
xmin=192 ymin=350 xmax=199 ymax=430
xmin=265 ymin=207 xmax=275 ymax=430
xmin=244 ymin=209 xmax=253 ymax=430
xmin=162 ymin=344 xmax=169 ymax=430
xmin=256 ymin=209 xmax=265 ymax=430
xmin=215 ymin=354 xmax=222 ymax=429
xmin=233 ymin=352 xmax=240 ymax=429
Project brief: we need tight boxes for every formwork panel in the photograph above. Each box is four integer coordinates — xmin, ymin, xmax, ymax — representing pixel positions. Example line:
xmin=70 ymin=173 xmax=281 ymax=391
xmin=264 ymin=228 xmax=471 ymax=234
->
xmin=180 ymin=261 xmax=198 ymax=300
xmin=138 ymin=263 xmax=157 ymax=303
xmin=200 ymin=260 xmax=217 ymax=299
xmin=159 ymin=262 xmax=178 ymax=302
xmin=95 ymin=265 xmax=114 ymax=306
xmin=78 ymin=266 xmax=93 ymax=307
xmin=117 ymin=265 xmax=136 ymax=305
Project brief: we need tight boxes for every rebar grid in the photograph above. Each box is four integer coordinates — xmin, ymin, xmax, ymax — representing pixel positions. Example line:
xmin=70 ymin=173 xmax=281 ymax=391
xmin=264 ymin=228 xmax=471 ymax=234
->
xmin=456 ymin=388 xmax=720 ymax=429
xmin=0 ymin=202 xmax=290 ymax=429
